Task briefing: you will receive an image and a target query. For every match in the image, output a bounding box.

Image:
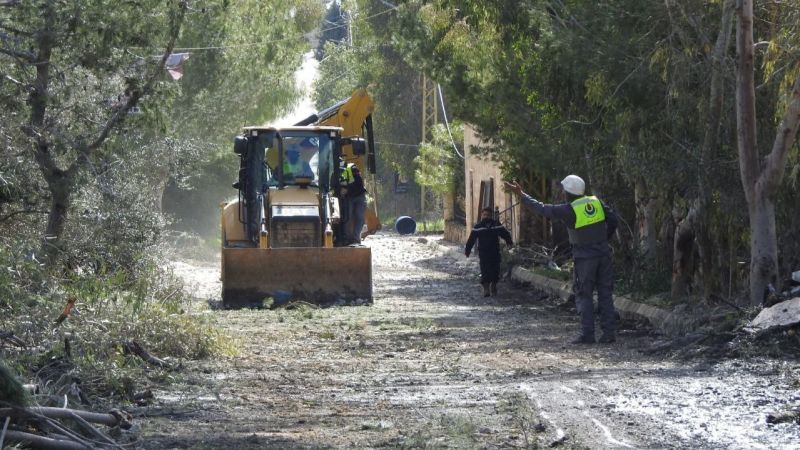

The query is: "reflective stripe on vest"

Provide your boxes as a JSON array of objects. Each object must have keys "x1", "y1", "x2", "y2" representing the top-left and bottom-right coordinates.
[{"x1": 567, "y1": 196, "x2": 607, "y2": 245}]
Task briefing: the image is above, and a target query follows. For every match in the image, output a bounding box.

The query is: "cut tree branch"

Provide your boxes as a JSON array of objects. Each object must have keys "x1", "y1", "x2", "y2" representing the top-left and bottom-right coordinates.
[
  {"x1": 0, "y1": 407, "x2": 131, "y2": 428},
  {"x1": 1, "y1": 430, "x2": 87, "y2": 450},
  {"x1": 122, "y1": 340, "x2": 173, "y2": 369},
  {"x1": 67, "y1": 412, "x2": 120, "y2": 448}
]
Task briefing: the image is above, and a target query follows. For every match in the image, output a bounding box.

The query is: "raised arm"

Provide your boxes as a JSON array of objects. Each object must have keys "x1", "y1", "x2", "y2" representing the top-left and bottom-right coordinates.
[{"x1": 504, "y1": 181, "x2": 573, "y2": 223}]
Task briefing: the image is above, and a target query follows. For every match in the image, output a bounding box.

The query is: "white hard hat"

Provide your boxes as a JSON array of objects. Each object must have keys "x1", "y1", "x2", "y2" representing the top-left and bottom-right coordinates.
[{"x1": 560, "y1": 175, "x2": 585, "y2": 195}]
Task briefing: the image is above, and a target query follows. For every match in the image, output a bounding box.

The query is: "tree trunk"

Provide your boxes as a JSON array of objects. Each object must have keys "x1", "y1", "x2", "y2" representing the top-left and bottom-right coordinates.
[
  {"x1": 42, "y1": 172, "x2": 74, "y2": 260},
  {"x1": 151, "y1": 163, "x2": 171, "y2": 214},
  {"x1": 694, "y1": 0, "x2": 735, "y2": 300},
  {"x1": 21, "y1": 2, "x2": 187, "y2": 264},
  {"x1": 735, "y1": 0, "x2": 760, "y2": 304},
  {"x1": 748, "y1": 197, "x2": 778, "y2": 304},
  {"x1": 29, "y1": 2, "x2": 59, "y2": 261},
  {"x1": 671, "y1": 204, "x2": 695, "y2": 299},
  {"x1": 669, "y1": 0, "x2": 734, "y2": 301},
  {"x1": 736, "y1": 0, "x2": 800, "y2": 305},
  {"x1": 443, "y1": 191, "x2": 454, "y2": 221},
  {"x1": 634, "y1": 176, "x2": 657, "y2": 264}
]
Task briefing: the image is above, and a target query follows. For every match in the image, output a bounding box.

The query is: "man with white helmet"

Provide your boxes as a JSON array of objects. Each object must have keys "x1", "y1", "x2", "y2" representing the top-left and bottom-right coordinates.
[{"x1": 505, "y1": 175, "x2": 619, "y2": 344}]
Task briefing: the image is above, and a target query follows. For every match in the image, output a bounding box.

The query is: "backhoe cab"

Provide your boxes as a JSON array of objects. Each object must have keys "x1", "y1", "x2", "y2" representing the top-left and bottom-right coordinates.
[{"x1": 220, "y1": 90, "x2": 377, "y2": 308}]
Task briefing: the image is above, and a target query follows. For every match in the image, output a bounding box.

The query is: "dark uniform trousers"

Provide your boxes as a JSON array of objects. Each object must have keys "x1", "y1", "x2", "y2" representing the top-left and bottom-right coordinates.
[
  {"x1": 574, "y1": 255, "x2": 615, "y2": 337},
  {"x1": 479, "y1": 254, "x2": 502, "y2": 284}
]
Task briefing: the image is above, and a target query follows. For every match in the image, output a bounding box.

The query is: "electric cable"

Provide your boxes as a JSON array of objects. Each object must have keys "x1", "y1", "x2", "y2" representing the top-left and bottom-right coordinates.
[{"x1": 437, "y1": 83, "x2": 464, "y2": 159}]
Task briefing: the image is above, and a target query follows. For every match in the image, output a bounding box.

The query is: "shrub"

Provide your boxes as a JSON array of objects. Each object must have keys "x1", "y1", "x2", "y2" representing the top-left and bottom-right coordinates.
[{"x1": 0, "y1": 246, "x2": 236, "y2": 402}]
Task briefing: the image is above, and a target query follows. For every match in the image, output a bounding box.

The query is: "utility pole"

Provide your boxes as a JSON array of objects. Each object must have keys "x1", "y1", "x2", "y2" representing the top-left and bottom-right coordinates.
[
  {"x1": 420, "y1": 74, "x2": 438, "y2": 231},
  {"x1": 346, "y1": 11, "x2": 353, "y2": 46}
]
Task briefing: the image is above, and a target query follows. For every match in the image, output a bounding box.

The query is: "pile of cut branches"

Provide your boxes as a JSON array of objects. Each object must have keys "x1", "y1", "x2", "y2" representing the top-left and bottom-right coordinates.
[{"x1": 0, "y1": 404, "x2": 132, "y2": 450}]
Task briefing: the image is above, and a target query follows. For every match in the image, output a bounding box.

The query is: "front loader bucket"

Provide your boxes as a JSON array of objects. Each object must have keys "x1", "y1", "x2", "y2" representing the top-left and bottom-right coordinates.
[{"x1": 221, "y1": 247, "x2": 372, "y2": 308}]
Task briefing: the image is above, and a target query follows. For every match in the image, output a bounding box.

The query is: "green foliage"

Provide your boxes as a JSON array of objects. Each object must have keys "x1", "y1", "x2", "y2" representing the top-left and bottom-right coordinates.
[
  {"x1": 161, "y1": 0, "x2": 323, "y2": 237},
  {"x1": 0, "y1": 245, "x2": 236, "y2": 400},
  {"x1": 316, "y1": 1, "x2": 349, "y2": 60},
  {"x1": 310, "y1": 2, "x2": 435, "y2": 220},
  {"x1": 531, "y1": 266, "x2": 570, "y2": 282},
  {"x1": 163, "y1": 149, "x2": 240, "y2": 235},
  {"x1": 417, "y1": 218, "x2": 445, "y2": 232},
  {"x1": 344, "y1": 0, "x2": 800, "y2": 302},
  {"x1": 1, "y1": 0, "x2": 184, "y2": 154},
  {"x1": 171, "y1": 0, "x2": 318, "y2": 137},
  {"x1": 313, "y1": 41, "x2": 363, "y2": 109},
  {"x1": 414, "y1": 122, "x2": 463, "y2": 194}
]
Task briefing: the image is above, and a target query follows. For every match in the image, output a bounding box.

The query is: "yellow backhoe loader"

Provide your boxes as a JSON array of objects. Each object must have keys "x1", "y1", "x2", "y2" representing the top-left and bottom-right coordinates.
[{"x1": 220, "y1": 90, "x2": 379, "y2": 307}]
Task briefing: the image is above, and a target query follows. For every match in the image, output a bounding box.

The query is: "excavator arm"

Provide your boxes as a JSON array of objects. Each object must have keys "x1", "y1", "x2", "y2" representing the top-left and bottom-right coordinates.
[{"x1": 296, "y1": 89, "x2": 381, "y2": 237}]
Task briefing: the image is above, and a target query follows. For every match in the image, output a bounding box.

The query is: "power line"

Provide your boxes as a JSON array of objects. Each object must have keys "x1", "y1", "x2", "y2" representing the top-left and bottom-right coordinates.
[
  {"x1": 376, "y1": 141, "x2": 419, "y2": 148},
  {"x1": 437, "y1": 83, "x2": 464, "y2": 159}
]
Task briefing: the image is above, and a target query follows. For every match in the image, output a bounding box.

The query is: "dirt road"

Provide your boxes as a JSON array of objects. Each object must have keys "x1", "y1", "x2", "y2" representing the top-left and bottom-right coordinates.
[{"x1": 142, "y1": 233, "x2": 799, "y2": 449}]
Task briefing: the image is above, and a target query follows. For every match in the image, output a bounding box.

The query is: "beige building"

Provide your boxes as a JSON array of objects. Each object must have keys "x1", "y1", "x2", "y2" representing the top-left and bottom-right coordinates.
[{"x1": 444, "y1": 124, "x2": 551, "y2": 246}]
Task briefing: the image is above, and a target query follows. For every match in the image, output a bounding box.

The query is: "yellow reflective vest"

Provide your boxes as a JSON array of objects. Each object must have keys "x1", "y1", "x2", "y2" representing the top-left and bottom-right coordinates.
[
  {"x1": 340, "y1": 163, "x2": 356, "y2": 185},
  {"x1": 283, "y1": 159, "x2": 304, "y2": 176},
  {"x1": 567, "y1": 196, "x2": 607, "y2": 245}
]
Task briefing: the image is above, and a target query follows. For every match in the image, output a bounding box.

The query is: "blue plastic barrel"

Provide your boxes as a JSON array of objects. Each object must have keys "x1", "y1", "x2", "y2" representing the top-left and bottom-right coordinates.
[{"x1": 395, "y1": 216, "x2": 417, "y2": 235}]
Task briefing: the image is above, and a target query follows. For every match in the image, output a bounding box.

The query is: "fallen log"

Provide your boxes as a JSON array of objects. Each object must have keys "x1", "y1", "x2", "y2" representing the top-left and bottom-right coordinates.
[
  {"x1": 30, "y1": 414, "x2": 95, "y2": 449},
  {"x1": 0, "y1": 406, "x2": 132, "y2": 429},
  {"x1": 2, "y1": 429, "x2": 89, "y2": 450}
]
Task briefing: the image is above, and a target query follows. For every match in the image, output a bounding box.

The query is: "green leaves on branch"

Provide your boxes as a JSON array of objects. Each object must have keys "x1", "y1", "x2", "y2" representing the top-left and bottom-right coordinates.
[
  {"x1": 414, "y1": 122, "x2": 463, "y2": 194},
  {"x1": 313, "y1": 41, "x2": 361, "y2": 110}
]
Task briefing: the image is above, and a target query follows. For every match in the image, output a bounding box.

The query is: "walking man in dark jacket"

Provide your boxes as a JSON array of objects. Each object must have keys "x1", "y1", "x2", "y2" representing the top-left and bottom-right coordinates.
[
  {"x1": 505, "y1": 175, "x2": 619, "y2": 344},
  {"x1": 465, "y1": 207, "x2": 514, "y2": 297}
]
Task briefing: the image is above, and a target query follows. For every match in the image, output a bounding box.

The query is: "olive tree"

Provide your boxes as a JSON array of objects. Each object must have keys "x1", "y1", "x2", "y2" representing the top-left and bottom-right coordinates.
[{"x1": 0, "y1": 0, "x2": 187, "y2": 263}]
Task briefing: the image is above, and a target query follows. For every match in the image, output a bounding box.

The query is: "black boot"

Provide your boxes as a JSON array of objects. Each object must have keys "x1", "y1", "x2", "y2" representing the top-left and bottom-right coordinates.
[
  {"x1": 490, "y1": 281, "x2": 498, "y2": 296},
  {"x1": 482, "y1": 283, "x2": 490, "y2": 297}
]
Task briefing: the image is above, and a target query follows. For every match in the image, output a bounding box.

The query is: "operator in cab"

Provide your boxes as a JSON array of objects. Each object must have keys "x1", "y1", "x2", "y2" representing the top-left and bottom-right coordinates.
[{"x1": 283, "y1": 142, "x2": 314, "y2": 180}]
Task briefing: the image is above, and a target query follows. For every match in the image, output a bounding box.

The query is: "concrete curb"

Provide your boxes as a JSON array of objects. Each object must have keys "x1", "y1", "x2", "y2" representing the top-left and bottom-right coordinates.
[
  {"x1": 512, "y1": 264, "x2": 682, "y2": 334},
  {"x1": 425, "y1": 237, "x2": 469, "y2": 261},
  {"x1": 510, "y1": 266, "x2": 572, "y2": 301},
  {"x1": 428, "y1": 238, "x2": 682, "y2": 335}
]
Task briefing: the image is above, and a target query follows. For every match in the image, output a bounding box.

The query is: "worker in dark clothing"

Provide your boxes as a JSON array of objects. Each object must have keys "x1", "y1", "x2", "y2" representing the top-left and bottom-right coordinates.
[
  {"x1": 465, "y1": 207, "x2": 514, "y2": 297},
  {"x1": 505, "y1": 175, "x2": 619, "y2": 344},
  {"x1": 340, "y1": 161, "x2": 367, "y2": 244}
]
